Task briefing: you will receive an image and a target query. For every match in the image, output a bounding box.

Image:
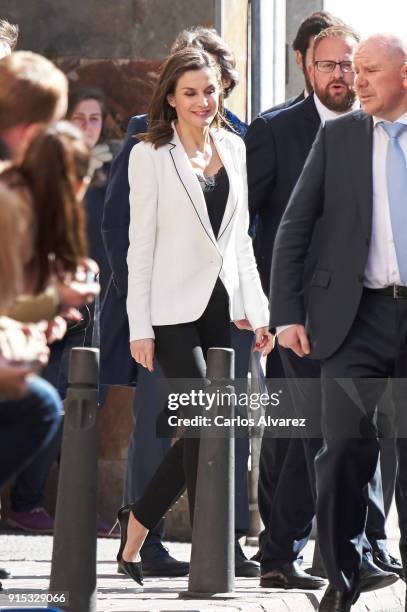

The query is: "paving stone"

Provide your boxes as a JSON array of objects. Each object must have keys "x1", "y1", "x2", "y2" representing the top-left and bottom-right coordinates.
[{"x1": 0, "y1": 530, "x2": 405, "y2": 611}]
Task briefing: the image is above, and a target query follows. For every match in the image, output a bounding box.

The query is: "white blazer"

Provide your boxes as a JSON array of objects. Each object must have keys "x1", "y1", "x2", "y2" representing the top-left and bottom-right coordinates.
[{"x1": 127, "y1": 124, "x2": 269, "y2": 341}]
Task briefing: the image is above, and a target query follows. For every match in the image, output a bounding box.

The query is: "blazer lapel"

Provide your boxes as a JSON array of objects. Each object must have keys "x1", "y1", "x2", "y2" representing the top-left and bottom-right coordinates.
[
  {"x1": 347, "y1": 112, "x2": 373, "y2": 240},
  {"x1": 303, "y1": 95, "x2": 321, "y2": 138},
  {"x1": 210, "y1": 128, "x2": 238, "y2": 239},
  {"x1": 168, "y1": 126, "x2": 218, "y2": 247}
]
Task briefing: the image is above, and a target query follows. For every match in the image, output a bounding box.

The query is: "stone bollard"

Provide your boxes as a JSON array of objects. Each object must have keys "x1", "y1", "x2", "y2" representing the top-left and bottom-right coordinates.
[
  {"x1": 186, "y1": 347, "x2": 235, "y2": 597},
  {"x1": 49, "y1": 348, "x2": 99, "y2": 612}
]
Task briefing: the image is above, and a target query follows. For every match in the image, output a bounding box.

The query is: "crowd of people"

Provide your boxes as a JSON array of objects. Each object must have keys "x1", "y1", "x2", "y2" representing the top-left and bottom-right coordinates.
[{"x1": 0, "y1": 10, "x2": 407, "y2": 612}]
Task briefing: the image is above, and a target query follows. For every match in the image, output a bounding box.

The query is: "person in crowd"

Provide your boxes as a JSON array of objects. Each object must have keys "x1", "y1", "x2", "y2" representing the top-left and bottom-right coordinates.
[
  {"x1": 41, "y1": 85, "x2": 114, "y2": 401},
  {"x1": 247, "y1": 24, "x2": 402, "y2": 590},
  {"x1": 270, "y1": 33, "x2": 407, "y2": 612},
  {"x1": 68, "y1": 85, "x2": 118, "y2": 313},
  {"x1": 0, "y1": 181, "x2": 61, "y2": 481},
  {"x1": 0, "y1": 18, "x2": 18, "y2": 57},
  {"x1": 250, "y1": 11, "x2": 348, "y2": 567},
  {"x1": 1, "y1": 122, "x2": 89, "y2": 298},
  {"x1": 0, "y1": 121, "x2": 103, "y2": 534},
  {"x1": 4, "y1": 87, "x2": 115, "y2": 536},
  {"x1": 102, "y1": 27, "x2": 259, "y2": 578},
  {"x1": 0, "y1": 52, "x2": 99, "y2": 333},
  {"x1": 0, "y1": 49, "x2": 65, "y2": 584},
  {"x1": 114, "y1": 47, "x2": 272, "y2": 585},
  {"x1": 0, "y1": 119, "x2": 97, "y2": 586}
]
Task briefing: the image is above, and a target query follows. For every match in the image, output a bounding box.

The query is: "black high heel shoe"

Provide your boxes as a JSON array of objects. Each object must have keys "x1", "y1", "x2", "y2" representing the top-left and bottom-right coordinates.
[{"x1": 117, "y1": 505, "x2": 143, "y2": 586}]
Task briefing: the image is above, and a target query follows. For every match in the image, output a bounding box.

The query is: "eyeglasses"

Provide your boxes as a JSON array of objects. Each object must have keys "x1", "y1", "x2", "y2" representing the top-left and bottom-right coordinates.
[{"x1": 314, "y1": 61, "x2": 354, "y2": 73}]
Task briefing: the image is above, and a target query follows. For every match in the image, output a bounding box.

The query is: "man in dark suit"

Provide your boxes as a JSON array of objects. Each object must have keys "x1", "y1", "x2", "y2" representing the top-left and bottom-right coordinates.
[
  {"x1": 247, "y1": 26, "x2": 402, "y2": 590},
  {"x1": 271, "y1": 33, "x2": 407, "y2": 611},
  {"x1": 250, "y1": 14, "x2": 349, "y2": 563},
  {"x1": 101, "y1": 27, "x2": 258, "y2": 577}
]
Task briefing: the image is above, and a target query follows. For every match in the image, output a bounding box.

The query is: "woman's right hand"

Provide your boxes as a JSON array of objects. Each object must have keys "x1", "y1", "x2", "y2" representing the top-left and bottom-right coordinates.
[{"x1": 130, "y1": 339, "x2": 155, "y2": 372}]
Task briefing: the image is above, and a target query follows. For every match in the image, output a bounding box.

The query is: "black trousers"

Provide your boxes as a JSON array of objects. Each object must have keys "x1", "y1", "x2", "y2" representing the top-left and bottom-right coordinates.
[
  {"x1": 260, "y1": 345, "x2": 321, "y2": 571},
  {"x1": 316, "y1": 290, "x2": 407, "y2": 594},
  {"x1": 257, "y1": 348, "x2": 290, "y2": 552},
  {"x1": 261, "y1": 342, "x2": 390, "y2": 572},
  {"x1": 131, "y1": 279, "x2": 231, "y2": 530}
]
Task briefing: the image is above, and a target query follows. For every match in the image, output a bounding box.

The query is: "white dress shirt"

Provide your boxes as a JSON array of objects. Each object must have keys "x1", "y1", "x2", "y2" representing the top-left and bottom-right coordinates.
[{"x1": 364, "y1": 112, "x2": 407, "y2": 288}]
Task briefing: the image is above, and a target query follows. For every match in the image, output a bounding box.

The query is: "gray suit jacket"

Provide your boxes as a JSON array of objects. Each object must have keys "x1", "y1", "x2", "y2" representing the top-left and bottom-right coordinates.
[{"x1": 270, "y1": 110, "x2": 374, "y2": 359}]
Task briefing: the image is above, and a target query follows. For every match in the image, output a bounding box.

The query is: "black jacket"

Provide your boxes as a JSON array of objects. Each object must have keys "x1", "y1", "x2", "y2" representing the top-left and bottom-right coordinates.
[
  {"x1": 245, "y1": 94, "x2": 320, "y2": 294},
  {"x1": 270, "y1": 111, "x2": 373, "y2": 359}
]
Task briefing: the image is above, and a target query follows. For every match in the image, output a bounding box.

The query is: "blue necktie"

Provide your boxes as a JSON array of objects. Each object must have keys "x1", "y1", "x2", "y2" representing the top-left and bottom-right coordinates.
[{"x1": 381, "y1": 121, "x2": 407, "y2": 284}]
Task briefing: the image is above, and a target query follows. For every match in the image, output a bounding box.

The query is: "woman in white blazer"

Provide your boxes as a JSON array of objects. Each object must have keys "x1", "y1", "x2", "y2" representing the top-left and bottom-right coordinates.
[{"x1": 116, "y1": 47, "x2": 273, "y2": 584}]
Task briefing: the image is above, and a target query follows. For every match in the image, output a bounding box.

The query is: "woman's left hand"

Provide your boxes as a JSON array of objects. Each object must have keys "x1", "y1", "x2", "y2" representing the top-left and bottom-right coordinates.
[{"x1": 253, "y1": 326, "x2": 274, "y2": 356}]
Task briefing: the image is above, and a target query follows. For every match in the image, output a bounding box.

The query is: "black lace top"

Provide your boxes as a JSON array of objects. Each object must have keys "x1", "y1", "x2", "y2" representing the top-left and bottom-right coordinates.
[{"x1": 197, "y1": 166, "x2": 229, "y2": 239}]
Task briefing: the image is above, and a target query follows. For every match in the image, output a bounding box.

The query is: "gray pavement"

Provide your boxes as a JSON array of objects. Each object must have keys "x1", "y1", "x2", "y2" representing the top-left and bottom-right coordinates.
[{"x1": 0, "y1": 518, "x2": 405, "y2": 612}]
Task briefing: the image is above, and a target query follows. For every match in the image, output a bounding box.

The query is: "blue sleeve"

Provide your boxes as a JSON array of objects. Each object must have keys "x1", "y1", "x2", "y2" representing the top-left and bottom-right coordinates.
[
  {"x1": 101, "y1": 115, "x2": 148, "y2": 298},
  {"x1": 224, "y1": 108, "x2": 248, "y2": 139}
]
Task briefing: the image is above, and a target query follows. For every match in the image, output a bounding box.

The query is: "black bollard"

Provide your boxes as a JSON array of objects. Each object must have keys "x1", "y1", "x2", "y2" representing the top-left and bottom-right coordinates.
[
  {"x1": 186, "y1": 347, "x2": 235, "y2": 597},
  {"x1": 49, "y1": 347, "x2": 99, "y2": 612}
]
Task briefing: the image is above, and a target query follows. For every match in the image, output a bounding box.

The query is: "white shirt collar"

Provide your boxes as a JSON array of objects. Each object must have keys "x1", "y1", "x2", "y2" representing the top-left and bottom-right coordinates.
[
  {"x1": 373, "y1": 111, "x2": 407, "y2": 128},
  {"x1": 313, "y1": 93, "x2": 359, "y2": 125}
]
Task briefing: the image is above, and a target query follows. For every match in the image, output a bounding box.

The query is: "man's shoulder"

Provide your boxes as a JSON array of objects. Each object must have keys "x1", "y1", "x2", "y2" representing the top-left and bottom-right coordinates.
[
  {"x1": 261, "y1": 96, "x2": 316, "y2": 127},
  {"x1": 261, "y1": 92, "x2": 304, "y2": 115},
  {"x1": 324, "y1": 109, "x2": 370, "y2": 134},
  {"x1": 127, "y1": 114, "x2": 148, "y2": 136}
]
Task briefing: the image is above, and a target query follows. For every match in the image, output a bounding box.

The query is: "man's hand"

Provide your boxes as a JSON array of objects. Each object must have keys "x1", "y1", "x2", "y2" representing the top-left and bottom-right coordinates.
[
  {"x1": 130, "y1": 339, "x2": 155, "y2": 372},
  {"x1": 253, "y1": 327, "x2": 274, "y2": 356},
  {"x1": 278, "y1": 324, "x2": 310, "y2": 357}
]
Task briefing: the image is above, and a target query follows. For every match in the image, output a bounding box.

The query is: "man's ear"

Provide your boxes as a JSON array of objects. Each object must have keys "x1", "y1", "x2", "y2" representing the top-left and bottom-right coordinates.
[
  {"x1": 307, "y1": 61, "x2": 315, "y2": 90},
  {"x1": 23, "y1": 123, "x2": 43, "y2": 144},
  {"x1": 10, "y1": 123, "x2": 42, "y2": 164},
  {"x1": 295, "y1": 50, "x2": 303, "y2": 72}
]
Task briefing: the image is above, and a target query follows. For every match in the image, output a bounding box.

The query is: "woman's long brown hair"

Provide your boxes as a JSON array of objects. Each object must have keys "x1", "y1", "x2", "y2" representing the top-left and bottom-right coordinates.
[
  {"x1": 0, "y1": 183, "x2": 24, "y2": 312},
  {"x1": 139, "y1": 48, "x2": 225, "y2": 149},
  {"x1": 19, "y1": 121, "x2": 90, "y2": 292}
]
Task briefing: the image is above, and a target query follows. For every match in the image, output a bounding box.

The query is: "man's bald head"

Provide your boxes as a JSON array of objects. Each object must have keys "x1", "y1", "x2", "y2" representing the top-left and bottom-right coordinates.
[
  {"x1": 354, "y1": 33, "x2": 407, "y2": 121},
  {"x1": 357, "y1": 34, "x2": 407, "y2": 63}
]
